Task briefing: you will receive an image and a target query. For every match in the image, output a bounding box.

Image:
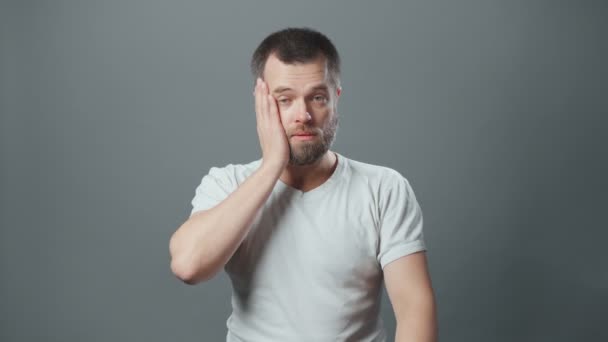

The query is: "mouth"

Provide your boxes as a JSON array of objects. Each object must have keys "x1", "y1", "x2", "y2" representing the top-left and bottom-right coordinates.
[
  {"x1": 292, "y1": 132, "x2": 317, "y2": 141},
  {"x1": 292, "y1": 129, "x2": 317, "y2": 136}
]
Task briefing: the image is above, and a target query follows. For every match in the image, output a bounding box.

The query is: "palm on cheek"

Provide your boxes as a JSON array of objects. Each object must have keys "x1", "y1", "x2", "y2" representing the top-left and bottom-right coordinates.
[{"x1": 254, "y1": 78, "x2": 290, "y2": 170}]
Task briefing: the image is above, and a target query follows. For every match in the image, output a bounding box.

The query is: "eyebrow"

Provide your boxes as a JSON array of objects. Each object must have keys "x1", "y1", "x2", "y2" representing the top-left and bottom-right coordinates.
[
  {"x1": 272, "y1": 84, "x2": 330, "y2": 95},
  {"x1": 272, "y1": 86, "x2": 293, "y2": 95},
  {"x1": 310, "y1": 85, "x2": 329, "y2": 93}
]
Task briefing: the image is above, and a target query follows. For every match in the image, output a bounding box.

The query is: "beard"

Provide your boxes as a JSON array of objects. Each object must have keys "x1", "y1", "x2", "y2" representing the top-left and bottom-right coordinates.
[{"x1": 288, "y1": 114, "x2": 339, "y2": 166}]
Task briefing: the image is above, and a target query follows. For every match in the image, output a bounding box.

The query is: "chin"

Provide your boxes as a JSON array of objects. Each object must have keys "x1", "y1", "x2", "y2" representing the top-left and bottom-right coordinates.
[{"x1": 289, "y1": 148, "x2": 329, "y2": 166}]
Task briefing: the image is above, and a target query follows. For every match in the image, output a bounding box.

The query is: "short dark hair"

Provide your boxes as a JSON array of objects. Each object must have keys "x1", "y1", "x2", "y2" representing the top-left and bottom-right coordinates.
[{"x1": 250, "y1": 27, "x2": 341, "y2": 88}]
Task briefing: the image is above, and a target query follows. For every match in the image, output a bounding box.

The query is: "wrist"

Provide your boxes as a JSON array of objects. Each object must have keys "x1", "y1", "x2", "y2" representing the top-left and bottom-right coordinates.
[{"x1": 258, "y1": 160, "x2": 284, "y2": 180}]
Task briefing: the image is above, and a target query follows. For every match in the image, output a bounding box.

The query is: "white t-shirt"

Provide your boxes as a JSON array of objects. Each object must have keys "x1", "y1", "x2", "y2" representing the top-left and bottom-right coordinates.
[{"x1": 190, "y1": 151, "x2": 426, "y2": 342}]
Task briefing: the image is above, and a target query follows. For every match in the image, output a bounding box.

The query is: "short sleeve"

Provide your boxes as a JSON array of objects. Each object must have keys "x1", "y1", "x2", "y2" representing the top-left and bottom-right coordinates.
[
  {"x1": 190, "y1": 166, "x2": 236, "y2": 217},
  {"x1": 377, "y1": 171, "x2": 426, "y2": 269}
]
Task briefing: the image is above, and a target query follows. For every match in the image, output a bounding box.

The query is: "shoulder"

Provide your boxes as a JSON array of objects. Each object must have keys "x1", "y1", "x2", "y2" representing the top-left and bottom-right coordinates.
[
  {"x1": 202, "y1": 158, "x2": 262, "y2": 185},
  {"x1": 339, "y1": 154, "x2": 418, "y2": 209},
  {"x1": 341, "y1": 154, "x2": 410, "y2": 189}
]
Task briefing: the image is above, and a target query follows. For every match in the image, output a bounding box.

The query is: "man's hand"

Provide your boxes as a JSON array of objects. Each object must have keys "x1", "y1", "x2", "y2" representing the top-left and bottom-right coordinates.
[
  {"x1": 254, "y1": 77, "x2": 290, "y2": 171},
  {"x1": 170, "y1": 77, "x2": 290, "y2": 284}
]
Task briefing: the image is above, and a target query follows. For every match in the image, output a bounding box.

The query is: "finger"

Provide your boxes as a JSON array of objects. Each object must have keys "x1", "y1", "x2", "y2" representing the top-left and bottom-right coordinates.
[
  {"x1": 255, "y1": 78, "x2": 262, "y2": 123},
  {"x1": 260, "y1": 80, "x2": 268, "y2": 121},
  {"x1": 267, "y1": 94, "x2": 281, "y2": 124}
]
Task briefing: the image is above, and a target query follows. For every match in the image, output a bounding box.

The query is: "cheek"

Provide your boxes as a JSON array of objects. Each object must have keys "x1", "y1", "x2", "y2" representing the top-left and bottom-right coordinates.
[
  {"x1": 278, "y1": 108, "x2": 288, "y2": 123},
  {"x1": 278, "y1": 106, "x2": 296, "y2": 122},
  {"x1": 276, "y1": 110, "x2": 289, "y2": 131},
  {"x1": 312, "y1": 107, "x2": 332, "y2": 120}
]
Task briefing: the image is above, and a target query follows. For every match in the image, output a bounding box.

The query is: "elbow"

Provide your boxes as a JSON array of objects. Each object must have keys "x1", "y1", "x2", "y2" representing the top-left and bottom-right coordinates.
[
  {"x1": 170, "y1": 258, "x2": 216, "y2": 285},
  {"x1": 171, "y1": 258, "x2": 196, "y2": 285},
  {"x1": 168, "y1": 231, "x2": 198, "y2": 284},
  {"x1": 168, "y1": 222, "x2": 221, "y2": 285},
  {"x1": 169, "y1": 252, "x2": 220, "y2": 285}
]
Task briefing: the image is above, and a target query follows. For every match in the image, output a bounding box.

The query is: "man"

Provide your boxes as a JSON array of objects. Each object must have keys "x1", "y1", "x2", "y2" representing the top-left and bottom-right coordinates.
[{"x1": 169, "y1": 27, "x2": 437, "y2": 342}]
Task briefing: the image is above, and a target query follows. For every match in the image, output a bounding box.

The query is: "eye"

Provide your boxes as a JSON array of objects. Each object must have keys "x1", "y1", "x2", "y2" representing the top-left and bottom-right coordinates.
[
  {"x1": 313, "y1": 95, "x2": 327, "y2": 103},
  {"x1": 278, "y1": 98, "x2": 291, "y2": 105}
]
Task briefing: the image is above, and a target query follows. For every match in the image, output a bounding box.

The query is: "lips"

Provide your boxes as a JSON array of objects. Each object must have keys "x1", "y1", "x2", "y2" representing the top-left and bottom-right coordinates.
[{"x1": 293, "y1": 131, "x2": 316, "y2": 136}]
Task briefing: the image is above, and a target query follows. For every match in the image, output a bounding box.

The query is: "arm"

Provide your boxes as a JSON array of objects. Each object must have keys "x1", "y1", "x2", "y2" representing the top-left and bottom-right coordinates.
[
  {"x1": 169, "y1": 164, "x2": 281, "y2": 284},
  {"x1": 169, "y1": 78, "x2": 289, "y2": 284},
  {"x1": 384, "y1": 251, "x2": 438, "y2": 342}
]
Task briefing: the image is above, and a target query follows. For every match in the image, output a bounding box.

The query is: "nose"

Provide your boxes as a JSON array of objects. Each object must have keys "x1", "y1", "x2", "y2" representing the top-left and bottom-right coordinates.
[{"x1": 294, "y1": 98, "x2": 312, "y2": 123}]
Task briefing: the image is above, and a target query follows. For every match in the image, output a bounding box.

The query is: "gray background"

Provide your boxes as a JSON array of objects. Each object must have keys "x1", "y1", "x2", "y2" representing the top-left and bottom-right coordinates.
[{"x1": 1, "y1": 0, "x2": 607, "y2": 341}]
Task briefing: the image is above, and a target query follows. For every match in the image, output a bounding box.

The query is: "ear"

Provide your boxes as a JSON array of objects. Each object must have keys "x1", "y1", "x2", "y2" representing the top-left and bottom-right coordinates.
[{"x1": 334, "y1": 86, "x2": 342, "y2": 106}]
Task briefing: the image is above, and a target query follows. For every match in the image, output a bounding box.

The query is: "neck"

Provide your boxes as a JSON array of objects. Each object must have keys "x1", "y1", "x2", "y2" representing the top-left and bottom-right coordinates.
[{"x1": 279, "y1": 151, "x2": 338, "y2": 192}]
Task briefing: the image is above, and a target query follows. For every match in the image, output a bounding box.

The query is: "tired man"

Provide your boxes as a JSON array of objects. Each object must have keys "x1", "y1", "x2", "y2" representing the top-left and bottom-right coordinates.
[{"x1": 169, "y1": 27, "x2": 437, "y2": 342}]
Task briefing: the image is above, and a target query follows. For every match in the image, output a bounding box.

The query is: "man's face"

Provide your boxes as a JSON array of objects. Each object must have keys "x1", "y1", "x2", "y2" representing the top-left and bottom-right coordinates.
[{"x1": 262, "y1": 53, "x2": 341, "y2": 166}]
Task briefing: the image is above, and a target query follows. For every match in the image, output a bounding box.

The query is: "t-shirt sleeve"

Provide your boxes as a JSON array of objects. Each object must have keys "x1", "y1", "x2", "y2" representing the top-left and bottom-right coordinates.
[
  {"x1": 190, "y1": 165, "x2": 236, "y2": 217},
  {"x1": 377, "y1": 171, "x2": 426, "y2": 269}
]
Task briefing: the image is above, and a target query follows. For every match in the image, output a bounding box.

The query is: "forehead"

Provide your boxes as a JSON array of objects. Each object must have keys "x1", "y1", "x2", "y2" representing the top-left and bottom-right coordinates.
[{"x1": 262, "y1": 53, "x2": 330, "y2": 91}]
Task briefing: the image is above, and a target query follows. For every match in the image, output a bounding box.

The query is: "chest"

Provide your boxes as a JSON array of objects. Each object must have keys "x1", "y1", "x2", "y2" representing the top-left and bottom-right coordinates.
[{"x1": 227, "y1": 193, "x2": 382, "y2": 289}]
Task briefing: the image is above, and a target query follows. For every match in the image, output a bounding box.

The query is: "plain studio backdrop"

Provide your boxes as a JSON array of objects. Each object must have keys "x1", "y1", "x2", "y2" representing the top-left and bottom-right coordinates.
[{"x1": 1, "y1": 1, "x2": 606, "y2": 341}]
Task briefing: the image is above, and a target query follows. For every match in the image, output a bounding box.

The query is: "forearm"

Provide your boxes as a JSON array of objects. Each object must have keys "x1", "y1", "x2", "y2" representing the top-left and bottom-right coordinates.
[
  {"x1": 394, "y1": 296, "x2": 438, "y2": 342},
  {"x1": 169, "y1": 163, "x2": 281, "y2": 284}
]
